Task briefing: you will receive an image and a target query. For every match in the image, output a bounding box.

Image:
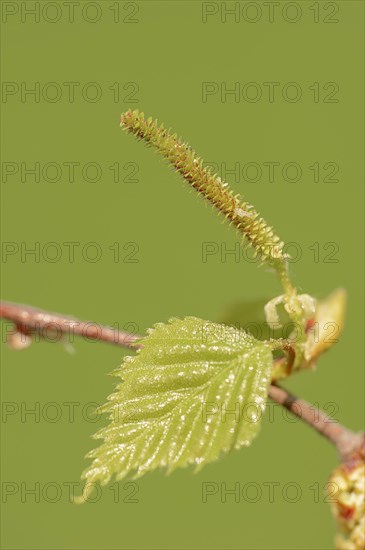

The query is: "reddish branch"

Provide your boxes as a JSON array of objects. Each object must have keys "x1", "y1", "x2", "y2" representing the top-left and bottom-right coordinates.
[
  {"x1": 1, "y1": 300, "x2": 362, "y2": 461},
  {"x1": 0, "y1": 300, "x2": 141, "y2": 349},
  {"x1": 268, "y1": 385, "x2": 363, "y2": 462}
]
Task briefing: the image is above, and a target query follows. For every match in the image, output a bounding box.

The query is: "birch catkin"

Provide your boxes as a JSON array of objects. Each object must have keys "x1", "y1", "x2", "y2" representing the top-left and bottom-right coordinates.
[{"x1": 120, "y1": 109, "x2": 286, "y2": 266}]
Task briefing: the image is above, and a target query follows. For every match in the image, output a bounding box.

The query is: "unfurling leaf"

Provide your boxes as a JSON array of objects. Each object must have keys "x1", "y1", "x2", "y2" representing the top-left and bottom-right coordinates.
[
  {"x1": 303, "y1": 288, "x2": 346, "y2": 367},
  {"x1": 80, "y1": 317, "x2": 273, "y2": 489},
  {"x1": 264, "y1": 293, "x2": 317, "y2": 330}
]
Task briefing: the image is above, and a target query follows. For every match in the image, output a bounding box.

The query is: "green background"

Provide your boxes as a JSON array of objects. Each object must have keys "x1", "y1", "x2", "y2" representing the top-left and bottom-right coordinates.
[{"x1": 1, "y1": 1, "x2": 364, "y2": 548}]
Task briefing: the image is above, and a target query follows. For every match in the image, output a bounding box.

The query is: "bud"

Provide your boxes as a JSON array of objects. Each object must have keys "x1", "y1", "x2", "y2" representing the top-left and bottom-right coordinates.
[
  {"x1": 329, "y1": 445, "x2": 365, "y2": 549},
  {"x1": 304, "y1": 288, "x2": 346, "y2": 366},
  {"x1": 7, "y1": 329, "x2": 32, "y2": 350}
]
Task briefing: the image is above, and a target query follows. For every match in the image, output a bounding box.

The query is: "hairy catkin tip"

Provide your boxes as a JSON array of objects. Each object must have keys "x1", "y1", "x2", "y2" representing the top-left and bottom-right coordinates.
[{"x1": 120, "y1": 109, "x2": 286, "y2": 265}]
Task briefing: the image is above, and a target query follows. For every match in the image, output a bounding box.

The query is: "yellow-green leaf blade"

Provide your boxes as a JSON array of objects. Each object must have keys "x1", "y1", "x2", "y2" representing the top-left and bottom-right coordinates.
[{"x1": 81, "y1": 317, "x2": 273, "y2": 487}]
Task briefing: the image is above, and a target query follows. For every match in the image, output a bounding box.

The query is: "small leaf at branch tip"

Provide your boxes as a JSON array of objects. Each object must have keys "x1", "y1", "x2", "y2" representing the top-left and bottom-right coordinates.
[{"x1": 304, "y1": 288, "x2": 347, "y2": 365}]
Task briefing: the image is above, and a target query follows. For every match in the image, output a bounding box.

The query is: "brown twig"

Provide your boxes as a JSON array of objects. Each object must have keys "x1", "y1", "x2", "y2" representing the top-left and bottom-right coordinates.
[
  {"x1": 0, "y1": 300, "x2": 142, "y2": 350},
  {"x1": 268, "y1": 384, "x2": 363, "y2": 462},
  {"x1": 1, "y1": 300, "x2": 362, "y2": 460}
]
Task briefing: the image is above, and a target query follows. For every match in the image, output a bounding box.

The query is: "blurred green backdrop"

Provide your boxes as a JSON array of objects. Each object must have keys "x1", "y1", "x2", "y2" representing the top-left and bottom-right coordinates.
[{"x1": 1, "y1": 1, "x2": 363, "y2": 548}]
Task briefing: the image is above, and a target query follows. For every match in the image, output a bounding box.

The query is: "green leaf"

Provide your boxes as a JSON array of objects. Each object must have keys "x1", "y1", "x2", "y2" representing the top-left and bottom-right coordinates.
[{"x1": 80, "y1": 317, "x2": 273, "y2": 488}]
